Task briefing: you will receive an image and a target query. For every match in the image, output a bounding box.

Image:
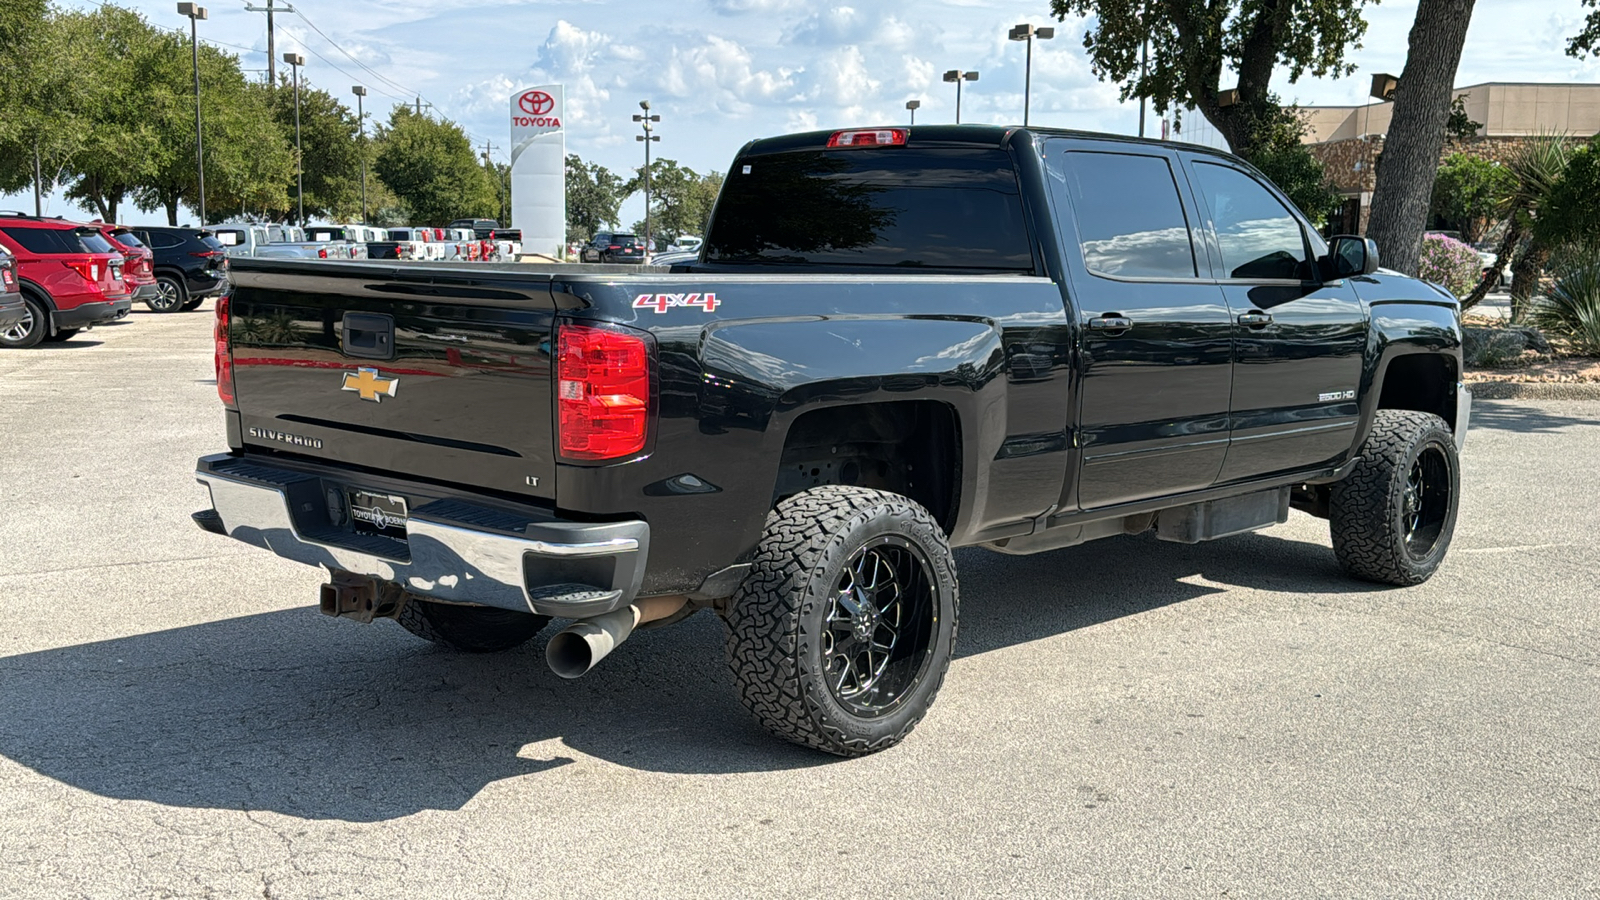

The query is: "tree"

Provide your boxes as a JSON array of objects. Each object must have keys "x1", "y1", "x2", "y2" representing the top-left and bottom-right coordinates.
[
  {"x1": 267, "y1": 78, "x2": 362, "y2": 222},
  {"x1": 1048, "y1": 0, "x2": 1371, "y2": 158},
  {"x1": 1539, "y1": 136, "x2": 1600, "y2": 251},
  {"x1": 565, "y1": 154, "x2": 626, "y2": 242},
  {"x1": 372, "y1": 106, "x2": 497, "y2": 225},
  {"x1": 625, "y1": 159, "x2": 723, "y2": 245},
  {"x1": 1460, "y1": 134, "x2": 1571, "y2": 312},
  {"x1": 1364, "y1": 0, "x2": 1476, "y2": 277},
  {"x1": 1446, "y1": 94, "x2": 1482, "y2": 140},
  {"x1": 1245, "y1": 105, "x2": 1338, "y2": 226},
  {"x1": 1567, "y1": 0, "x2": 1600, "y2": 58},
  {"x1": 1430, "y1": 153, "x2": 1513, "y2": 242},
  {"x1": 0, "y1": 1, "x2": 95, "y2": 202}
]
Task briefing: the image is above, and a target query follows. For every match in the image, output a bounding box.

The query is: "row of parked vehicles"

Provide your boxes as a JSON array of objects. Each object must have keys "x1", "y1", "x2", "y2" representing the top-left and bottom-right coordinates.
[
  {"x1": 214, "y1": 219, "x2": 524, "y2": 263},
  {"x1": 0, "y1": 212, "x2": 230, "y2": 348}
]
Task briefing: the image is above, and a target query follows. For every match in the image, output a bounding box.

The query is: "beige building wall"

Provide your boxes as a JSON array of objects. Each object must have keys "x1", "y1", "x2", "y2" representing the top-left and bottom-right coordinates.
[{"x1": 1300, "y1": 83, "x2": 1600, "y2": 145}]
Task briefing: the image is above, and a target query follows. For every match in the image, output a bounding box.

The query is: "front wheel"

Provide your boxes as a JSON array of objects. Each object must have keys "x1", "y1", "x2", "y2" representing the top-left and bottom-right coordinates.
[
  {"x1": 0, "y1": 295, "x2": 48, "y2": 349},
  {"x1": 724, "y1": 486, "x2": 958, "y2": 757},
  {"x1": 180, "y1": 296, "x2": 205, "y2": 311},
  {"x1": 148, "y1": 276, "x2": 186, "y2": 312},
  {"x1": 1330, "y1": 410, "x2": 1461, "y2": 585},
  {"x1": 395, "y1": 598, "x2": 551, "y2": 653}
]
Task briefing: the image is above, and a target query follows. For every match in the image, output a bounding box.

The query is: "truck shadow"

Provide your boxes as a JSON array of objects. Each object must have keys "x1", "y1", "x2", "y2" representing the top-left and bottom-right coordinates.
[
  {"x1": 0, "y1": 531, "x2": 1352, "y2": 822},
  {"x1": 1470, "y1": 398, "x2": 1600, "y2": 434}
]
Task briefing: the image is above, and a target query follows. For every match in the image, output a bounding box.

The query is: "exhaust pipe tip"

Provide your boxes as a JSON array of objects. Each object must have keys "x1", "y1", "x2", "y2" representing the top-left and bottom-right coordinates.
[{"x1": 546, "y1": 624, "x2": 614, "y2": 679}]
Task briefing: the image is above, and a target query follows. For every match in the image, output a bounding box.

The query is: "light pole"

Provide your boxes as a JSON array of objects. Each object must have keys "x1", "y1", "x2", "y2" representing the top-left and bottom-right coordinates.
[
  {"x1": 633, "y1": 101, "x2": 660, "y2": 259},
  {"x1": 1007, "y1": 24, "x2": 1054, "y2": 126},
  {"x1": 906, "y1": 99, "x2": 920, "y2": 125},
  {"x1": 943, "y1": 70, "x2": 979, "y2": 124},
  {"x1": 178, "y1": 3, "x2": 208, "y2": 223},
  {"x1": 352, "y1": 85, "x2": 368, "y2": 223},
  {"x1": 284, "y1": 52, "x2": 305, "y2": 225}
]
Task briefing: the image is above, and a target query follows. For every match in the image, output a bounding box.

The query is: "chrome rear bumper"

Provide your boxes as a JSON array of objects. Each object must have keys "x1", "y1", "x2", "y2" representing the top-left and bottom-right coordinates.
[{"x1": 194, "y1": 453, "x2": 647, "y2": 618}]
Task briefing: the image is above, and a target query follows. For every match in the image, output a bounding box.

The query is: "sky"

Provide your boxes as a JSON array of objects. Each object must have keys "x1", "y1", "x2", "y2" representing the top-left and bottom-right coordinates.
[{"x1": 7, "y1": 0, "x2": 1597, "y2": 227}]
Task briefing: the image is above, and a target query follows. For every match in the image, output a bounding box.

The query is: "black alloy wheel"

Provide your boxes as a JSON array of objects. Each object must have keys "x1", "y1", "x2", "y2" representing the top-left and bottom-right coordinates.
[
  {"x1": 725, "y1": 485, "x2": 958, "y2": 756},
  {"x1": 1331, "y1": 409, "x2": 1461, "y2": 585},
  {"x1": 821, "y1": 536, "x2": 938, "y2": 718}
]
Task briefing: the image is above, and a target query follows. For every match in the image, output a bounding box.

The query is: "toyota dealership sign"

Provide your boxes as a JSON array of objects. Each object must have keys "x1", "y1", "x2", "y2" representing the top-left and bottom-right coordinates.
[{"x1": 508, "y1": 85, "x2": 565, "y2": 259}]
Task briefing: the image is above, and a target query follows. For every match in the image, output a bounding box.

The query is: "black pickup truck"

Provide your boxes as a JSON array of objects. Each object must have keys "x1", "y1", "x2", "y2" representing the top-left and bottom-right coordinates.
[{"x1": 195, "y1": 125, "x2": 1469, "y2": 756}]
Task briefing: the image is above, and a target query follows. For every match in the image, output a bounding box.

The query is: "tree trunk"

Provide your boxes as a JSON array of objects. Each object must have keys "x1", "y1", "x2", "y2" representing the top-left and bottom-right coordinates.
[
  {"x1": 1365, "y1": 0, "x2": 1476, "y2": 276},
  {"x1": 165, "y1": 196, "x2": 179, "y2": 226},
  {"x1": 1509, "y1": 240, "x2": 1550, "y2": 322},
  {"x1": 1460, "y1": 212, "x2": 1523, "y2": 311}
]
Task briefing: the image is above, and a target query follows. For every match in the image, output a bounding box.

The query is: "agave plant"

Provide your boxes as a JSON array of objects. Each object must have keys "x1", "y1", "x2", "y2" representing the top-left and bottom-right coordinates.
[
  {"x1": 1529, "y1": 248, "x2": 1600, "y2": 355},
  {"x1": 1461, "y1": 132, "x2": 1574, "y2": 312}
]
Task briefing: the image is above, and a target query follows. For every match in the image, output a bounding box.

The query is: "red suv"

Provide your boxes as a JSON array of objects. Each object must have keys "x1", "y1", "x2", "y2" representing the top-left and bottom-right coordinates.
[
  {"x1": 96, "y1": 224, "x2": 158, "y2": 313},
  {"x1": 0, "y1": 213, "x2": 133, "y2": 348}
]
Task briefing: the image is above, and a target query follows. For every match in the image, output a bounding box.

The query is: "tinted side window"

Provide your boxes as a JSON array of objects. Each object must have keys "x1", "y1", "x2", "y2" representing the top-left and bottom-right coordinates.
[
  {"x1": 2, "y1": 227, "x2": 83, "y2": 254},
  {"x1": 145, "y1": 231, "x2": 184, "y2": 249},
  {"x1": 79, "y1": 233, "x2": 115, "y2": 253},
  {"x1": 1192, "y1": 163, "x2": 1309, "y2": 280},
  {"x1": 111, "y1": 230, "x2": 145, "y2": 248},
  {"x1": 1060, "y1": 152, "x2": 1197, "y2": 279}
]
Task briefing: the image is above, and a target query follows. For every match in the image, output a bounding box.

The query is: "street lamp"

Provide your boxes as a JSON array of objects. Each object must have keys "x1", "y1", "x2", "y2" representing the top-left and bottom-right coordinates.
[
  {"x1": 906, "y1": 99, "x2": 921, "y2": 125},
  {"x1": 943, "y1": 70, "x2": 979, "y2": 124},
  {"x1": 1007, "y1": 23, "x2": 1054, "y2": 126},
  {"x1": 633, "y1": 100, "x2": 661, "y2": 260},
  {"x1": 283, "y1": 52, "x2": 305, "y2": 225},
  {"x1": 352, "y1": 85, "x2": 367, "y2": 223},
  {"x1": 178, "y1": 3, "x2": 208, "y2": 224}
]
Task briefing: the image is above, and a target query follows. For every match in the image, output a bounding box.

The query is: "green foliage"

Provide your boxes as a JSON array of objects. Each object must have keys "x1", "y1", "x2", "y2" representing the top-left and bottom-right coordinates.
[
  {"x1": 268, "y1": 78, "x2": 363, "y2": 222},
  {"x1": 1049, "y1": 0, "x2": 1371, "y2": 155},
  {"x1": 1239, "y1": 106, "x2": 1338, "y2": 226},
  {"x1": 1430, "y1": 153, "x2": 1513, "y2": 241},
  {"x1": 625, "y1": 159, "x2": 723, "y2": 245},
  {"x1": 1417, "y1": 233, "x2": 1483, "y2": 297},
  {"x1": 565, "y1": 154, "x2": 625, "y2": 242},
  {"x1": 1568, "y1": 0, "x2": 1600, "y2": 59},
  {"x1": 1535, "y1": 136, "x2": 1600, "y2": 250},
  {"x1": 1530, "y1": 248, "x2": 1600, "y2": 354},
  {"x1": 1447, "y1": 94, "x2": 1482, "y2": 140},
  {"x1": 372, "y1": 106, "x2": 497, "y2": 226}
]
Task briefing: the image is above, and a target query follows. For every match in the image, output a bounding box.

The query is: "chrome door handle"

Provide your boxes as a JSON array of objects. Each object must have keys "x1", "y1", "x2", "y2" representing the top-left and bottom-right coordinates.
[
  {"x1": 1088, "y1": 316, "x2": 1133, "y2": 331},
  {"x1": 1237, "y1": 311, "x2": 1273, "y2": 327}
]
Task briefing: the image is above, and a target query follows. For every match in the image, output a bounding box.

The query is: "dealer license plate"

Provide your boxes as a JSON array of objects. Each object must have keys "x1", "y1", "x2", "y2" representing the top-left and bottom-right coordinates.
[{"x1": 346, "y1": 489, "x2": 408, "y2": 538}]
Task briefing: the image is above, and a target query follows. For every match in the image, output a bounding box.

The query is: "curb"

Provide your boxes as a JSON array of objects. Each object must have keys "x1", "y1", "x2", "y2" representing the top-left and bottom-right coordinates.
[{"x1": 1467, "y1": 381, "x2": 1600, "y2": 400}]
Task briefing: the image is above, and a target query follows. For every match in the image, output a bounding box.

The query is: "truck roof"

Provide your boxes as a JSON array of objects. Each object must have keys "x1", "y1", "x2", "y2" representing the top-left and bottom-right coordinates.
[{"x1": 739, "y1": 124, "x2": 1243, "y2": 163}]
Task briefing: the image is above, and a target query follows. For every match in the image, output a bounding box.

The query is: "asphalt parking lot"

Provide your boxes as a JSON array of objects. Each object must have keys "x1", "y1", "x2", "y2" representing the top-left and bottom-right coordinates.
[{"x1": 1, "y1": 306, "x2": 1597, "y2": 899}]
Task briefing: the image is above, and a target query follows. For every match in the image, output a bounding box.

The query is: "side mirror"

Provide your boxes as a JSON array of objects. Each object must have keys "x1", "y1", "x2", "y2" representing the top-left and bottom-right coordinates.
[{"x1": 1327, "y1": 235, "x2": 1380, "y2": 278}]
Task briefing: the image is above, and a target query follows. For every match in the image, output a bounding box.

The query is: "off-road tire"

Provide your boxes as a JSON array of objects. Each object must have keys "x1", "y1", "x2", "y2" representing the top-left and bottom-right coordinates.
[
  {"x1": 1, "y1": 294, "x2": 48, "y2": 349},
  {"x1": 149, "y1": 275, "x2": 186, "y2": 312},
  {"x1": 724, "y1": 485, "x2": 958, "y2": 757},
  {"x1": 1330, "y1": 410, "x2": 1460, "y2": 586},
  {"x1": 395, "y1": 598, "x2": 551, "y2": 653}
]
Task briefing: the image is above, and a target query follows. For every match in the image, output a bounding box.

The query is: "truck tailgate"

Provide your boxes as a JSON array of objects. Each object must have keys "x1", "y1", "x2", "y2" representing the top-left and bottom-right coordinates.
[{"x1": 227, "y1": 259, "x2": 558, "y2": 500}]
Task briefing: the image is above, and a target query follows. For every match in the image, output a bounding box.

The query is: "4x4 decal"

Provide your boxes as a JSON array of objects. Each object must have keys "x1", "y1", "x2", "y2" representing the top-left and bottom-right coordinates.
[{"x1": 633, "y1": 292, "x2": 719, "y2": 314}]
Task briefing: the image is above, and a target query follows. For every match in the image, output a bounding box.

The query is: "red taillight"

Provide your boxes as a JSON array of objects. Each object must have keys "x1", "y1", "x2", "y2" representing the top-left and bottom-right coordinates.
[
  {"x1": 66, "y1": 260, "x2": 101, "y2": 283},
  {"x1": 827, "y1": 128, "x2": 908, "y2": 148},
  {"x1": 557, "y1": 323, "x2": 652, "y2": 461},
  {"x1": 318, "y1": 248, "x2": 328, "y2": 259},
  {"x1": 608, "y1": 244, "x2": 620, "y2": 250},
  {"x1": 190, "y1": 250, "x2": 221, "y2": 258},
  {"x1": 215, "y1": 295, "x2": 236, "y2": 409},
  {"x1": 1, "y1": 268, "x2": 13, "y2": 286}
]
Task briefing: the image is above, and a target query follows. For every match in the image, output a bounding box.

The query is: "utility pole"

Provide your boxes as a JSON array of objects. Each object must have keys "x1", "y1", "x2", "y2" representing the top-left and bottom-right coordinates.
[
  {"x1": 353, "y1": 86, "x2": 368, "y2": 223},
  {"x1": 284, "y1": 52, "x2": 305, "y2": 225},
  {"x1": 179, "y1": 4, "x2": 209, "y2": 225},
  {"x1": 414, "y1": 97, "x2": 433, "y2": 118},
  {"x1": 244, "y1": 0, "x2": 291, "y2": 84},
  {"x1": 482, "y1": 141, "x2": 504, "y2": 224},
  {"x1": 633, "y1": 101, "x2": 660, "y2": 260},
  {"x1": 32, "y1": 140, "x2": 41, "y2": 217}
]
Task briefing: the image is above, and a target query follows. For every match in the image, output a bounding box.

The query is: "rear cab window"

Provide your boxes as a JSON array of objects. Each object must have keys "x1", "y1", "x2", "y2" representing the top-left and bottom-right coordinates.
[
  {"x1": 704, "y1": 145, "x2": 1033, "y2": 272},
  {"x1": 214, "y1": 230, "x2": 244, "y2": 246}
]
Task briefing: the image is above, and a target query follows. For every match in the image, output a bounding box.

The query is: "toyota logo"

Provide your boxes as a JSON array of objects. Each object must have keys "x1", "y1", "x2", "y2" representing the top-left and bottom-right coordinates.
[{"x1": 518, "y1": 91, "x2": 554, "y2": 116}]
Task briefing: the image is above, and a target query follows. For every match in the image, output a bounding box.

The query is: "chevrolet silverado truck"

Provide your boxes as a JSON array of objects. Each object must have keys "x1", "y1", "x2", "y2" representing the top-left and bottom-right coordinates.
[{"x1": 194, "y1": 125, "x2": 1470, "y2": 756}]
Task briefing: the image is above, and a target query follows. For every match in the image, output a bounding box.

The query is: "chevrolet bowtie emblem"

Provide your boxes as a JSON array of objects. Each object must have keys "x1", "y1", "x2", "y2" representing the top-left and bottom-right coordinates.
[{"x1": 341, "y1": 367, "x2": 398, "y2": 402}]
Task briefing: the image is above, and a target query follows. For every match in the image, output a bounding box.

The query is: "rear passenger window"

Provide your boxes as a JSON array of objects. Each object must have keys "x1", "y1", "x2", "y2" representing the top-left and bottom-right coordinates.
[
  {"x1": 144, "y1": 232, "x2": 183, "y2": 249},
  {"x1": 1192, "y1": 163, "x2": 1310, "y2": 281},
  {"x1": 2, "y1": 227, "x2": 84, "y2": 254},
  {"x1": 1059, "y1": 152, "x2": 1197, "y2": 279}
]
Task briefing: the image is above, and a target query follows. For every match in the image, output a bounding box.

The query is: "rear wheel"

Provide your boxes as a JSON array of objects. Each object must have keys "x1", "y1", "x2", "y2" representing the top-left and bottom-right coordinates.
[
  {"x1": 180, "y1": 296, "x2": 205, "y2": 311},
  {"x1": 148, "y1": 275, "x2": 186, "y2": 312},
  {"x1": 724, "y1": 486, "x2": 958, "y2": 756},
  {"x1": 1330, "y1": 410, "x2": 1460, "y2": 585},
  {"x1": 395, "y1": 597, "x2": 551, "y2": 653},
  {"x1": 0, "y1": 295, "x2": 48, "y2": 349}
]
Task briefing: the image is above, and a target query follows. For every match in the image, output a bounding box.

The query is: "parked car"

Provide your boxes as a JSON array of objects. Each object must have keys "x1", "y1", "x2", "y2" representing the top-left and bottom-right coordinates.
[
  {"x1": 0, "y1": 244, "x2": 24, "y2": 335},
  {"x1": 303, "y1": 224, "x2": 367, "y2": 259},
  {"x1": 0, "y1": 212, "x2": 132, "y2": 346},
  {"x1": 647, "y1": 247, "x2": 698, "y2": 267},
  {"x1": 670, "y1": 235, "x2": 703, "y2": 253},
  {"x1": 125, "y1": 226, "x2": 229, "y2": 312},
  {"x1": 195, "y1": 124, "x2": 1470, "y2": 757},
  {"x1": 95, "y1": 224, "x2": 158, "y2": 312},
  {"x1": 447, "y1": 218, "x2": 500, "y2": 240},
  {"x1": 213, "y1": 222, "x2": 346, "y2": 261},
  {"x1": 581, "y1": 231, "x2": 645, "y2": 263}
]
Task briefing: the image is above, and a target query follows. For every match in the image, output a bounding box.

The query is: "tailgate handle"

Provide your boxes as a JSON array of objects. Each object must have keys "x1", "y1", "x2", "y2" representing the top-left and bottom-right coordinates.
[{"x1": 341, "y1": 312, "x2": 395, "y2": 360}]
